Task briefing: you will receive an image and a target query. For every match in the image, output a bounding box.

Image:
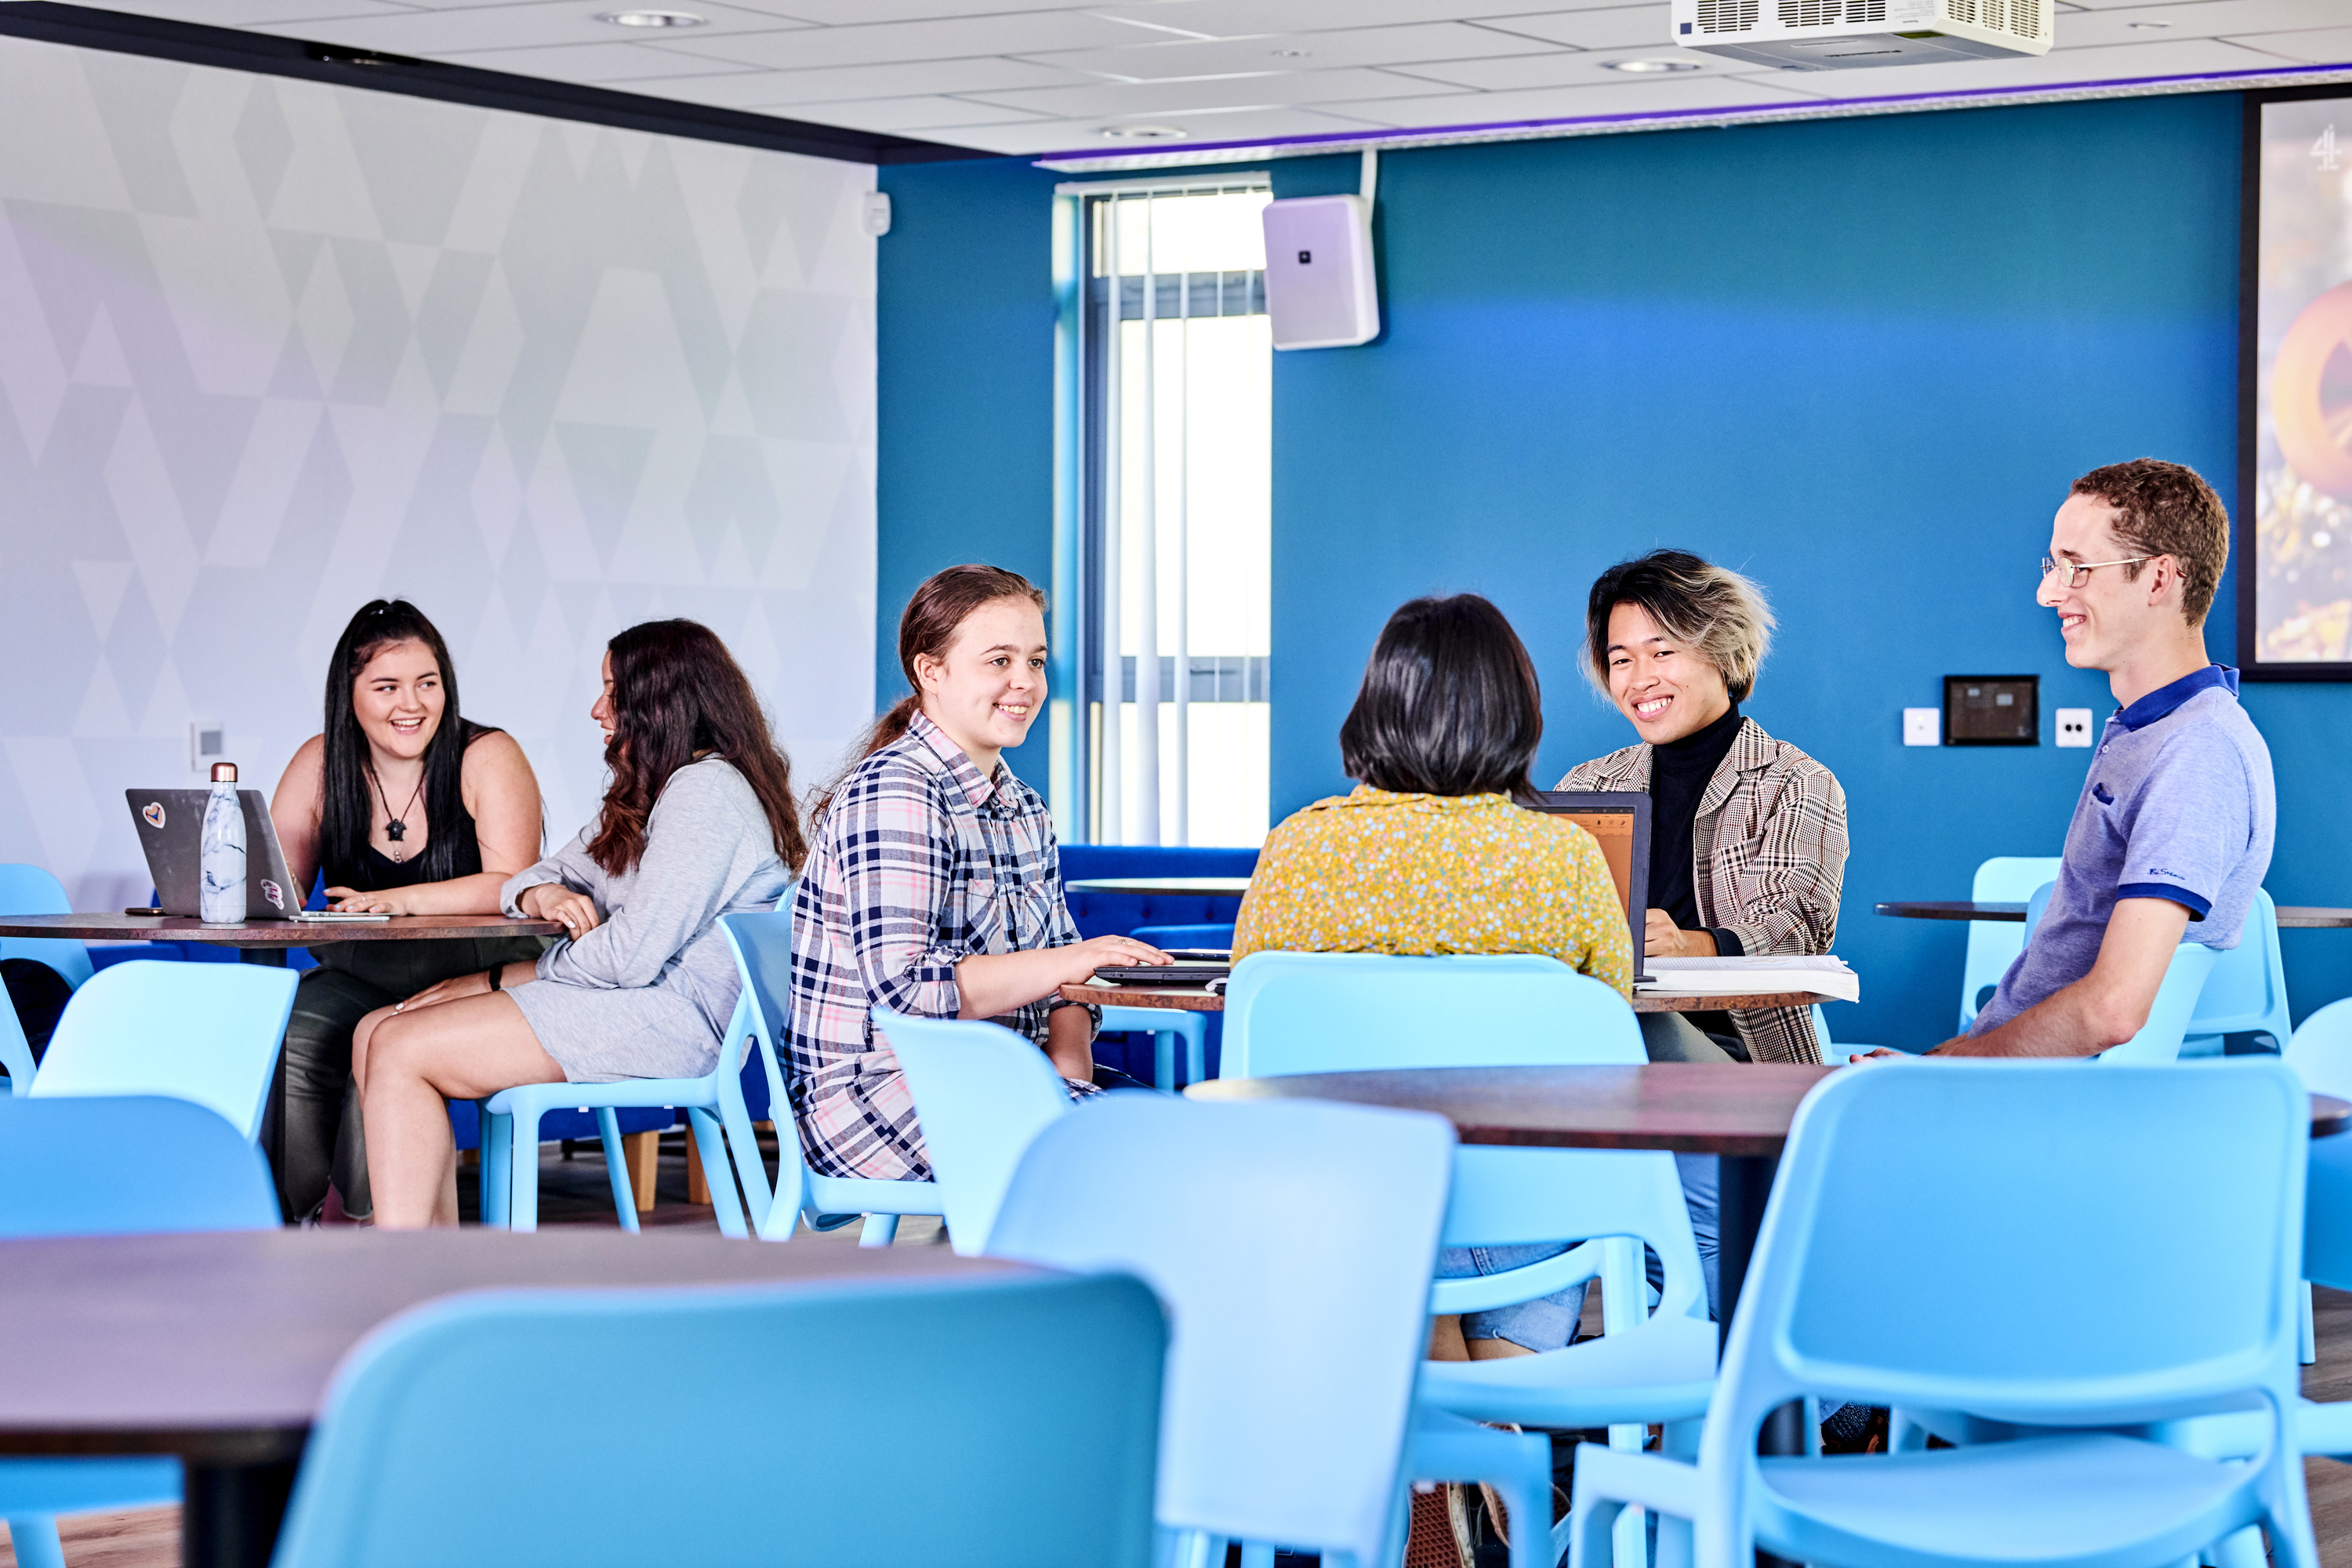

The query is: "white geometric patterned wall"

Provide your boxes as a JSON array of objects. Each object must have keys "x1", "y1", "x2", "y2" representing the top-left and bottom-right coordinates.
[{"x1": 0, "y1": 34, "x2": 877, "y2": 907}]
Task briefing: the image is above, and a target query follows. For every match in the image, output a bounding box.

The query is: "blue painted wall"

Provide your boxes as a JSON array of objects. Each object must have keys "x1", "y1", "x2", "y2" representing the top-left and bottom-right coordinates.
[
  {"x1": 877, "y1": 94, "x2": 2352, "y2": 1050},
  {"x1": 874, "y1": 155, "x2": 1067, "y2": 784}
]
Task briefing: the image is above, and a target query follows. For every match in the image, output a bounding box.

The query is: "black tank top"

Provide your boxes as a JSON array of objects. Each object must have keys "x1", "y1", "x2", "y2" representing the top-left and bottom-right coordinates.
[{"x1": 323, "y1": 720, "x2": 498, "y2": 893}]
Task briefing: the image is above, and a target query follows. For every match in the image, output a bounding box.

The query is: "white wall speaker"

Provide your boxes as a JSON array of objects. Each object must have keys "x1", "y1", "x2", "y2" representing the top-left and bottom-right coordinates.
[{"x1": 1261, "y1": 194, "x2": 1378, "y2": 350}]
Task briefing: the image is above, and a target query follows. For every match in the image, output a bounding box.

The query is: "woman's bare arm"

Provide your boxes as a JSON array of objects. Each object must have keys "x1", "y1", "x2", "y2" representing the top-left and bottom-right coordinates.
[{"x1": 329, "y1": 731, "x2": 545, "y2": 916}]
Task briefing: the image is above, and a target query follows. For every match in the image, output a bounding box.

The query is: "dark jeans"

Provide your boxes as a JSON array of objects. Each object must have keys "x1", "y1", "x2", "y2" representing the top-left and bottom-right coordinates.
[
  {"x1": 2, "y1": 957, "x2": 71, "y2": 1071},
  {"x1": 260, "y1": 936, "x2": 543, "y2": 1221}
]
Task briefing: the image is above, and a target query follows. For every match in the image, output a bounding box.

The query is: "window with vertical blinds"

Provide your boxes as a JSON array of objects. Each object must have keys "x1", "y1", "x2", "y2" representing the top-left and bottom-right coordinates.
[{"x1": 1076, "y1": 180, "x2": 1274, "y2": 848}]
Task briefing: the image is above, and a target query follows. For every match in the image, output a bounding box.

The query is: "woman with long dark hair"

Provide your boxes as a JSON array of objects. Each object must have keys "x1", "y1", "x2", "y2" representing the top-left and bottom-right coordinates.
[
  {"x1": 353, "y1": 619, "x2": 801, "y2": 1228},
  {"x1": 787, "y1": 564, "x2": 1167, "y2": 1181},
  {"x1": 265, "y1": 599, "x2": 544, "y2": 1222}
]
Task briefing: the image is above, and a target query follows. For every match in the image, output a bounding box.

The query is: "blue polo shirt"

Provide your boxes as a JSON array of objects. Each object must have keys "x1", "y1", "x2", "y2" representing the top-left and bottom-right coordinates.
[{"x1": 1971, "y1": 665, "x2": 2274, "y2": 1036}]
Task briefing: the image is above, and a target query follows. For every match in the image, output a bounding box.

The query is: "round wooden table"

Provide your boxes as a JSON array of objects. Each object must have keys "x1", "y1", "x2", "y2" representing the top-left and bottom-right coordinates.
[
  {"x1": 1061, "y1": 982, "x2": 1845, "y2": 1014},
  {"x1": 0, "y1": 913, "x2": 564, "y2": 964},
  {"x1": 0, "y1": 1228, "x2": 1022, "y2": 1568},
  {"x1": 1877, "y1": 900, "x2": 2352, "y2": 930},
  {"x1": 1064, "y1": 877, "x2": 1252, "y2": 898}
]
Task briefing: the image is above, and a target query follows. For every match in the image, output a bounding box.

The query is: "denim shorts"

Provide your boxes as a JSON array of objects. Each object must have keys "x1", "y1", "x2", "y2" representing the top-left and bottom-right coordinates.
[{"x1": 1436, "y1": 1243, "x2": 1587, "y2": 1352}]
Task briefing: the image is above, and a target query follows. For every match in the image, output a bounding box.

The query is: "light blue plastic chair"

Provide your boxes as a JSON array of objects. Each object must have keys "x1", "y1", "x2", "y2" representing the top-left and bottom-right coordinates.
[
  {"x1": 474, "y1": 890, "x2": 797, "y2": 1235},
  {"x1": 270, "y1": 1271, "x2": 1167, "y2": 1568},
  {"x1": 708, "y1": 909, "x2": 944, "y2": 1245},
  {"x1": 0, "y1": 993, "x2": 34, "y2": 1096},
  {"x1": 1567, "y1": 1058, "x2": 2316, "y2": 1568},
  {"x1": 27, "y1": 960, "x2": 295, "y2": 1139},
  {"x1": 880, "y1": 1009, "x2": 1073, "y2": 1256},
  {"x1": 1958, "y1": 856, "x2": 2064, "y2": 1031},
  {"x1": 1225, "y1": 951, "x2": 1711, "y2": 1566},
  {"x1": 2180, "y1": 889, "x2": 2292, "y2": 1058},
  {"x1": 1098, "y1": 1004, "x2": 1207, "y2": 1091},
  {"x1": 2018, "y1": 883, "x2": 2219, "y2": 1063},
  {"x1": 989, "y1": 1092, "x2": 1484, "y2": 1568},
  {"x1": 2286, "y1": 1000, "x2": 2352, "y2": 1367},
  {"x1": 0, "y1": 864, "x2": 96, "y2": 995},
  {"x1": 0, "y1": 1094, "x2": 278, "y2": 1568}
]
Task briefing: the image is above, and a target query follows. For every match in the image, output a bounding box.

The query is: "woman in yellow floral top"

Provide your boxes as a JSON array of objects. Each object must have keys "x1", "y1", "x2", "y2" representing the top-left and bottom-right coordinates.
[{"x1": 1233, "y1": 593, "x2": 1632, "y2": 1366}]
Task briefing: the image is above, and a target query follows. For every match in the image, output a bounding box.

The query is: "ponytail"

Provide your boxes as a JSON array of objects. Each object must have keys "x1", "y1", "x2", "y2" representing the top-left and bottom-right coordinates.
[{"x1": 811, "y1": 567, "x2": 1047, "y2": 823}]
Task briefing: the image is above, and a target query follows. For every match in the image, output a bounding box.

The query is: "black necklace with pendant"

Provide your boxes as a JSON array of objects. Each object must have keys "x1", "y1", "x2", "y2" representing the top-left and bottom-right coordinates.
[{"x1": 370, "y1": 771, "x2": 426, "y2": 862}]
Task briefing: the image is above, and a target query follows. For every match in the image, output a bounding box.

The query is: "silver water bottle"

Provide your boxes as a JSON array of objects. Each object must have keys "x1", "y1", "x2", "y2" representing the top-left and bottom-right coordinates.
[{"x1": 199, "y1": 761, "x2": 245, "y2": 925}]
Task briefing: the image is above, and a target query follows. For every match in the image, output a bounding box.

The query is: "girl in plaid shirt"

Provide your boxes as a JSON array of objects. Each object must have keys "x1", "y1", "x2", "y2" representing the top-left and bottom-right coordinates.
[{"x1": 788, "y1": 566, "x2": 1169, "y2": 1181}]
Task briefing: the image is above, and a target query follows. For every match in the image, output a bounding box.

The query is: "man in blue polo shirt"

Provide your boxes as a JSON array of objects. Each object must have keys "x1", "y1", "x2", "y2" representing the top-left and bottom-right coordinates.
[{"x1": 1888, "y1": 458, "x2": 2274, "y2": 1058}]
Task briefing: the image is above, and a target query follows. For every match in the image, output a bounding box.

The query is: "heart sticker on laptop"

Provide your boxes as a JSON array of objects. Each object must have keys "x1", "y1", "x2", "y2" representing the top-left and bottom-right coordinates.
[
  {"x1": 142, "y1": 802, "x2": 165, "y2": 829},
  {"x1": 260, "y1": 880, "x2": 284, "y2": 911}
]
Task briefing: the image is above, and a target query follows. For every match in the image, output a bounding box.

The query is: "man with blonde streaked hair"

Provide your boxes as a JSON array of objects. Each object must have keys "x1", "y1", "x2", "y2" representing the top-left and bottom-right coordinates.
[{"x1": 1861, "y1": 457, "x2": 2274, "y2": 1061}]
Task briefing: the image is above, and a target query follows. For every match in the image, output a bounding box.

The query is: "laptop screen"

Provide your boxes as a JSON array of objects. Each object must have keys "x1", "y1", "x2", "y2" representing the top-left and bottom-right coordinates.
[{"x1": 1529, "y1": 791, "x2": 1651, "y2": 982}]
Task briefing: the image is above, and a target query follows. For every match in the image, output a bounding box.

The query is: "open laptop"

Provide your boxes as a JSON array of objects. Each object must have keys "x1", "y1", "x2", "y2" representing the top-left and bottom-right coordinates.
[
  {"x1": 1530, "y1": 790, "x2": 1653, "y2": 985},
  {"x1": 125, "y1": 789, "x2": 387, "y2": 922}
]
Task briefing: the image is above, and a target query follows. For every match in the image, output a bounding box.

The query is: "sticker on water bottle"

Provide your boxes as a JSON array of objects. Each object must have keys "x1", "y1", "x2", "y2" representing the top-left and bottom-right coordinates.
[{"x1": 142, "y1": 801, "x2": 165, "y2": 829}]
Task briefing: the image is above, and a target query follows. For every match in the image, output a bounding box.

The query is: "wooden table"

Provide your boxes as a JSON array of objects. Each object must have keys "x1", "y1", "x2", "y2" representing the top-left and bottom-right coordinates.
[
  {"x1": 1062, "y1": 982, "x2": 1844, "y2": 1014},
  {"x1": 0, "y1": 1228, "x2": 1022, "y2": 1568},
  {"x1": 1065, "y1": 877, "x2": 1252, "y2": 898},
  {"x1": 1190, "y1": 1062, "x2": 2352, "y2": 1352},
  {"x1": 1878, "y1": 900, "x2": 2352, "y2": 930},
  {"x1": 0, "y1": 913, "x2": 564, "y2": 965}
]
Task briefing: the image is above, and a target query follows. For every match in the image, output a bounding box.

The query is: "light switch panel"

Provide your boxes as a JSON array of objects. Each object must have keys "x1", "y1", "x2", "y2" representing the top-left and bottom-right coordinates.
[
  {"x1": 1903, "y1": 708, "x2": 1940, "y2": 746},
  {"x1": 2055, "y1": 707, "x2": 2092, "y2": 748}
]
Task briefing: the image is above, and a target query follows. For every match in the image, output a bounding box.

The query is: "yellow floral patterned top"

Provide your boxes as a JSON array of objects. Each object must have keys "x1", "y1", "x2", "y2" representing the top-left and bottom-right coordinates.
[{"x1": 1232, "y1": 786, "x2": 1635, "y2": 997}]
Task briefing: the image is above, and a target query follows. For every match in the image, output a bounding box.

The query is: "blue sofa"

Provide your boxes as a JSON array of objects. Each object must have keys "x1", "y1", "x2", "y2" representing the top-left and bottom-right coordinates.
[{"x1": 1058, "y1": 844, "x2": 1256, "y2": 1085}]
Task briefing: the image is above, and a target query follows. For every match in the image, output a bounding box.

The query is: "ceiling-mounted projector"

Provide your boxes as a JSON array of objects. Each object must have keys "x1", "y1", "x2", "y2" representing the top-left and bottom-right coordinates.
[{"x1": 1669, "y1": 0, "x2": 2051, "y2": 68}]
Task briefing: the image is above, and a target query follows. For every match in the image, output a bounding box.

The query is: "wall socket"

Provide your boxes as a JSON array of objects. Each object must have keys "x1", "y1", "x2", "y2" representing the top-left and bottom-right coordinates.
[
  {"x1": 190, "y1": 719, "x2": 226, "y2": 774},
  {"x1": 1903, "y1": 708, "x2": 1940, "y2": 746},
  {"x1": 2055, "y1": 707, "x2": 2092, "y2": 748}
]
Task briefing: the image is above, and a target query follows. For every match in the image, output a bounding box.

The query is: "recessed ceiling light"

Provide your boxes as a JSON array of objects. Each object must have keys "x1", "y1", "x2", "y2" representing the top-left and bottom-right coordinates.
[
  {"x1": 598, "y1": 9, "x2": 704, "y2": 26},
  {"x1": 1608, "y1": 57, "x2": 1702, "y2": 71},
  {"x1": 2126, "y1": 19, "x2": 2170, "y2": 27},
  {"x1": 1101, "y1": 123, "x2": 1189, "y2": 141}
]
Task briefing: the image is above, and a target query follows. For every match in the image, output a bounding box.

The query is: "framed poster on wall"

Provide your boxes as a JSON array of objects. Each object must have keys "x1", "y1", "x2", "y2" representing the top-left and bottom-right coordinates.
[{"x1": 2242, "y1": 87, "x2": 2352, "y2": 679}]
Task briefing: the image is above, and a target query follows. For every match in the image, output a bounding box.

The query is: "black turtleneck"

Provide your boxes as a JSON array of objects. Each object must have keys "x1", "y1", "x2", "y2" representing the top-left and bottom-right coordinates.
[{"x1": 1649, "y1": 700, "x2": 1744, "y2": 955}]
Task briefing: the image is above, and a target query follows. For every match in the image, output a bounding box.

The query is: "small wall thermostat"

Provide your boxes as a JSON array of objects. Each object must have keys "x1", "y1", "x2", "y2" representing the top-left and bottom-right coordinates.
[{"x1": 1943, "y1": 675, "x2": 2038, "y2": 746}]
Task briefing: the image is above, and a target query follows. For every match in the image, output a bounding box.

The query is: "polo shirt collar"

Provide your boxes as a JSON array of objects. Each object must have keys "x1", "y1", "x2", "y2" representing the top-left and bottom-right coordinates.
[
  {"x1": 2114, "y1": 664, "x2": 2238, "y2": 732},
  {"x1": 908, "y1": 710, "x2": 1007, "y2": 811}
]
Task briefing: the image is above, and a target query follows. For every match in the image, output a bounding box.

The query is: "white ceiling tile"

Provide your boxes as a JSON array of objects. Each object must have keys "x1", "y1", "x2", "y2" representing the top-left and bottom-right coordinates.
[
  {"x1": 95, "y1": 0, "x2": 426, "y2": 25},
  {"x1": 1019, "y1": 20, "x2": 1563, "y2": 80},
  {"x1": 2220, "y1": 24, "x2": 2352, "y2": 59},
  {"x1": 2047, "y1": 0, "x2": 2352, "y2": 41},
  {"x1": 433, "y1": 39, "x2": 765, "y2": 78},
  {"x1": 958, "y1": 64, "x2": 1468, "y2": 116},
  {"x1": 1093, "y1": 0, "x2": 1574, "y2": 39},
  {"x1": 1315, "y1": 71, "x2": 1825, "y2": 127},
  {"x1": 654, "y1": 9, "x2": 1177, "y2": 69},
  {"x1": 242, "y1": 0, "x2": 808, "y2": 53},
  {"x1": 712, "y1": 0, "x2": 1127, "y2": 20},
  {"x1": 938, "y1": 101, "x2": 1392, "y2": 154},
  {"x1": 711, "y1": 54, "x2": 1099, "y2": 103},
  {"x1": 1397, "y1": 42, "x2": 1764, "y2": 87},
  {"x1": 777, "y1": 94, "x2": 1055, "y2": 129},
  {"x1": 1472, "y1": 8, "x2": 1690, "y2": 49}
]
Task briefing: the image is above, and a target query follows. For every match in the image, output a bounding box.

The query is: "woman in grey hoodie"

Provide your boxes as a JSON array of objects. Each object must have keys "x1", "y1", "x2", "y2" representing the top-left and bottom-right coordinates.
[{"x1": 354, "y1": 619, "x2": 803, "y2": 1228}]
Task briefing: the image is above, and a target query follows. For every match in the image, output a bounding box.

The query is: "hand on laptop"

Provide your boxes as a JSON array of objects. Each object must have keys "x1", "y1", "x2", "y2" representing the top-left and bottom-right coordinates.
[{"x1": 326, "y1": 885, "x2": 421, "y2": 915}]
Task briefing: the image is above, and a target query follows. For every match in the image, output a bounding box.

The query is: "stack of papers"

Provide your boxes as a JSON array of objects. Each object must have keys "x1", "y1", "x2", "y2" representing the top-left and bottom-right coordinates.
[{"x1": 1636, "y1": 955, "x2": 1859, "y2": 1004}]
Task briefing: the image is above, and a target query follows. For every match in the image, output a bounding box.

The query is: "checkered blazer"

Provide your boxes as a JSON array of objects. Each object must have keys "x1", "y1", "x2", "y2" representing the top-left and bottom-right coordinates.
[
  {"x1": 786, "y1": 711, "x2": 1091, "y2": 1181},
  {"x1": 1559, "y1": 718, "x2": 1848, "y2": 1065}
]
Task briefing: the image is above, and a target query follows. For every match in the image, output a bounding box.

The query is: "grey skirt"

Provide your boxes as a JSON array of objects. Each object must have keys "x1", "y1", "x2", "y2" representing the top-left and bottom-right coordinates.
[{"x1": 507, "y1": 978, "x2": 721, "y2": 1084}]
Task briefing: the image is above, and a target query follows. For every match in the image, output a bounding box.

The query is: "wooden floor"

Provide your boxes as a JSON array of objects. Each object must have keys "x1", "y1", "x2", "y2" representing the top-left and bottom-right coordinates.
[{"x1": 5, "y1": 1164, "x2": 2347, "y2": 1568}]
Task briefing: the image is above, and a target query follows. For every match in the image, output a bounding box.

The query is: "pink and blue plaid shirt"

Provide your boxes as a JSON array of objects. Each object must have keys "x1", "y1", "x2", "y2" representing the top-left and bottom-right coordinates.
[{"x1": 786, "y1": 710, "x2": 1091, "y2": 1181}]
